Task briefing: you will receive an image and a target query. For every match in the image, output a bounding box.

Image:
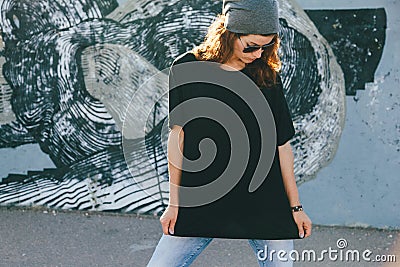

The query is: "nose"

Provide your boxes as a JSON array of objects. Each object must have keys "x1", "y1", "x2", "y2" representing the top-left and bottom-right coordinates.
[{"x1": 253, "y1": 48, "x2": 263, "y2": 58}]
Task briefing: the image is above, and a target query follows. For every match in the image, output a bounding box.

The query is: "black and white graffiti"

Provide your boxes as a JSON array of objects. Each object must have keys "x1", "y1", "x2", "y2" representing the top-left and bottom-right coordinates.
[{"x1": 0, "y1": 0, "x2": 385, "y2": 214}]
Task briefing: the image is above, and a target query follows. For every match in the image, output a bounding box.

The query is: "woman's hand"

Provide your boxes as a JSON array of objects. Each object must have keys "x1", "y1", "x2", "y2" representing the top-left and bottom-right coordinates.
[
  {"x1": 160, "y1": 205, "x2": 179, "y2": 235},
  {"x1": 292, "y1": 211, "x2": 312, "y2": 238}
]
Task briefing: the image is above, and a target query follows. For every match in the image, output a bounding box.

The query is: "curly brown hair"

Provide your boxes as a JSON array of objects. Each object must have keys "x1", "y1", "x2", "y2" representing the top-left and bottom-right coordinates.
[{"x1": 192, "y1": 14, "x2": 281, "y2": 87}]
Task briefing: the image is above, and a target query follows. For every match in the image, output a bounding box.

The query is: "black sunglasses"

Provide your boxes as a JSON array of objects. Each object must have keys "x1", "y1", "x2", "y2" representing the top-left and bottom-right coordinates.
[{"x1": 237, "y1": 34, "x2": 276, "y2": 53}]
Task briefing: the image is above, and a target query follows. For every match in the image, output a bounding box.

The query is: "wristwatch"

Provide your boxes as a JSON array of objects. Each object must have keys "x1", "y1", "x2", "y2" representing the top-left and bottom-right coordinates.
[{"x1": 291, "y1": 205, "x2": 303, "y2": 212}]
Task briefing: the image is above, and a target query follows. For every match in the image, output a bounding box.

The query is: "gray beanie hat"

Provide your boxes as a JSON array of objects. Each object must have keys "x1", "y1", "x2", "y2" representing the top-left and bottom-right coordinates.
[{"x1": 222, "y1": 0, "x2": 279, "y2": 35}]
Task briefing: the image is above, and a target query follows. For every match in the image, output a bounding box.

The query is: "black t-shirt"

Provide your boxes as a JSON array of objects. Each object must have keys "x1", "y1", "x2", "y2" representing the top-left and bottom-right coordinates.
[{"x1": 168, "y1": 52, "x2": 299, "y2": 240}]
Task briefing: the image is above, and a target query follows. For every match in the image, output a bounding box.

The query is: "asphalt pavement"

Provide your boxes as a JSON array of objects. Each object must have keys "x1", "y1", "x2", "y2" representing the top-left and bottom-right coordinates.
[{"x1": 0, "y1": 206, "x2": 398, "y2": 267}]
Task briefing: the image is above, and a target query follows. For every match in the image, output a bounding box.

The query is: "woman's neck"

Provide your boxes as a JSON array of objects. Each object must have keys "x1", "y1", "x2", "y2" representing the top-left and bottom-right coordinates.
[{"x1": 220, "y1": 59, "x2": 245, "y2": 71}]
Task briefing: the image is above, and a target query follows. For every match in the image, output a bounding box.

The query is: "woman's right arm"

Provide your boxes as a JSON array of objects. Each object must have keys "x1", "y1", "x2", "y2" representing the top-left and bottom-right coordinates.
[{"x1": 159, "y1": 125, "x2": 184, "y2": 235}]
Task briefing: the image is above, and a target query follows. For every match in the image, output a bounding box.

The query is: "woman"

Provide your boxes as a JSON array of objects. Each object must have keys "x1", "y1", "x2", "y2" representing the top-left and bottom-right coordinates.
[{"x1": 148, "y1": 0, "x2": 312, "y2": 266}]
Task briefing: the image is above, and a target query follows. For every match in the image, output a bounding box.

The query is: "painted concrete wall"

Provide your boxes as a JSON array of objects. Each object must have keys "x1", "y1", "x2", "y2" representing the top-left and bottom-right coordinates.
[
  {"x1": 0, "y1": 0, "x2": 398, "y2": 229},
  {"x1": 296, "y1": 0, "x2": 399, "y2": 229}
]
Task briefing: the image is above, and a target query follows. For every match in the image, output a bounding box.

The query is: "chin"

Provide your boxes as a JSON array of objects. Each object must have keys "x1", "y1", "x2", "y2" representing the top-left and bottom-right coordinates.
[{"x1": 241, "y1": 58, "x2": 252, "y2": 63}]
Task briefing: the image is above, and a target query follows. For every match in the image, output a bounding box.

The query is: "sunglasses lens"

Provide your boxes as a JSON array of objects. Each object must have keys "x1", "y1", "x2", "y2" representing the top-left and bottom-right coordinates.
[
  {"x1": 242, "y1": 41, "x2": 275, "y2": 53},
  {"x1": 238, "y1": 34, "x2": 276, "y2": 53},
  {"x1": 243, "y1": 47, "x2": 259, "y2": 53}
]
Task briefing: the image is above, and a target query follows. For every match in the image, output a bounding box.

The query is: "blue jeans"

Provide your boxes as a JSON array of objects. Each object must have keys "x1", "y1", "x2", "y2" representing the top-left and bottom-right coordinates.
[{"x1": 147, "y1": 234, "x2": 294, "y2": 267}]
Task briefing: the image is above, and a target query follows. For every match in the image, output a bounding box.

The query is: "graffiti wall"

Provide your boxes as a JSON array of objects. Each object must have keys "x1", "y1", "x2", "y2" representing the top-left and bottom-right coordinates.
[
  {"x1": 0, "y1": 0, "x2": 397, "y2": 228},
  {"x1": 296, "y1": 0, "x2": 399, "y2": 229}
]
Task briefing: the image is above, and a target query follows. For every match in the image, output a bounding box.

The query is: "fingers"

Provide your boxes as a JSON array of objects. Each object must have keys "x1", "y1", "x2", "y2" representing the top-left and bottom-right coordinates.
[
  {"x1": 160, "y1": 216, "x2": 170, "y2": 235},
  {"x1": 160, "y1": 215, "x2": 177, "y2": 235},
  {"x1": 294, "y1": 212, "x2": 312, "y2": 239},
  {"x1": 296, "y1": 222, "x2": 304, "y2": 239},
  {"x1": 169, "y1": 219, "x2": 176, "y2": 235},
  {"x1": 304, "y1": 219, "x2": 312, "y2": 238}
]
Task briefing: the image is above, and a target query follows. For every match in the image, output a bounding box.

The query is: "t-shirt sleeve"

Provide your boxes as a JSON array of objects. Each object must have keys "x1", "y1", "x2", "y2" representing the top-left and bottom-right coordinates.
[
  {"x1": 168, "y1": 63, "x2": 186, "y2": 130},
  {"x1": 275, "y1": 75, "x2": 295, "y2": 146}
]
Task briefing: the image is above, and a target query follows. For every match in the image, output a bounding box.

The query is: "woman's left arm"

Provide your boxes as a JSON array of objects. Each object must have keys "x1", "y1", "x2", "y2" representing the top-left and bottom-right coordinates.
[{"x1": 278, "y1": 141, "x2": 312, "y2": 238}]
